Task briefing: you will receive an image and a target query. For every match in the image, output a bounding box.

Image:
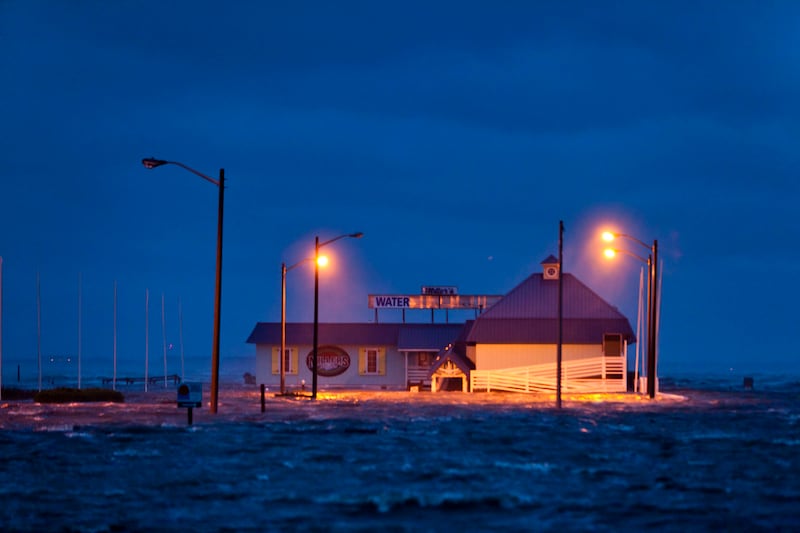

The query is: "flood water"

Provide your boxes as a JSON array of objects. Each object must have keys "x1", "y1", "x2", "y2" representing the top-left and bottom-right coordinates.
[{"x1": 1, "y1": 376, "x2": 799, "y2": 531}]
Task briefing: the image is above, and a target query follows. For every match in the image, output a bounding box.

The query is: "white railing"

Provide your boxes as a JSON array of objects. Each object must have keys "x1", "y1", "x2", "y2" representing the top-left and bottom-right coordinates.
[
  {"x1": 470, "y1": 356, "x2": 626, "y2": 394},
  {"x1": 407, "y1": 367, "x2": 431, "y2": 387}
]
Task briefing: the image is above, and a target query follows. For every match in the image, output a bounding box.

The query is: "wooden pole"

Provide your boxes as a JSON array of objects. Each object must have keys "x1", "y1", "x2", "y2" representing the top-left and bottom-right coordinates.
[
  {"x1": 0, "y1": 257, "x2": 3, "y2": 401},
  {"x1": 647, "y1": 240, "x2": 659, "y2": 398},
  {"x1": 556, "y1": 220, "x2": 564, "y2": 409},
  {"x1": 280, "y1": 263, "x2": 286, "y2": 395},
  {"x1": 209, "y1": 168, "x2": 224, "y2": 414},
  {"x1": 261, "y1": 383, "x2": 266, "y2": 413}
]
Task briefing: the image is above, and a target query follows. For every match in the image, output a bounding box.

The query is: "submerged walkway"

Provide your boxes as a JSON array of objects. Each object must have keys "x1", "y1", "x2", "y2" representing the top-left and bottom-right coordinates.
[{"x1": 100, "y1": 374, "x2": 181, "y2": 386}]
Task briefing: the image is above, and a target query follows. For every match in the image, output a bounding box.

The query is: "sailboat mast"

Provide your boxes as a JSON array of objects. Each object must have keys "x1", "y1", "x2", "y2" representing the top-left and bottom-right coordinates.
[
  {"x1": 178, "y1": 297, "x2": 185, "y2": 382},
  {"x1": 145, "y1": 288, "x2": 149, "y2": 392},
  {"x1": 37, "y1": 271, "x2": 42, "y2": 392},
  {"x1": 161, "y1": 292, "x2": 167, "y2": 387},
  {"x1": 113, "y1": 280, "x2": 117, "y2": 391},
  {"x1": 77, "y1": 272, "x2": 82, "y2": 389}
]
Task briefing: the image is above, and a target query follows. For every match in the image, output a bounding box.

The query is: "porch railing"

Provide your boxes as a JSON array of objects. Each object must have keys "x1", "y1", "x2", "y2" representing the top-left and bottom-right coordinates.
[{"x1": 470, "y1": 356, "x2": 626, "y2": 394}]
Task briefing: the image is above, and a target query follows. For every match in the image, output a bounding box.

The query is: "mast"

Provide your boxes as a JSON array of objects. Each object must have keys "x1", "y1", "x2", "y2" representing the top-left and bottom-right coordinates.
[
  {"x1": 77, "y1": 272, "x2": 82, "y2": 389},
  {"x1": 145, "y1": 288, "x2": 149, "y2": 392},
  {"x1": 161, "y1": 292, "x2": 167, "y2": 387},
  {"x1": 178, "y1": 297, "x2": 185, "y2": 382},
  {"x1": 113, "y1": 280, "x2": 117, "y2": 390},
  {"x1": 37, "y1": 271, "x2": 42, "y2": 392}
]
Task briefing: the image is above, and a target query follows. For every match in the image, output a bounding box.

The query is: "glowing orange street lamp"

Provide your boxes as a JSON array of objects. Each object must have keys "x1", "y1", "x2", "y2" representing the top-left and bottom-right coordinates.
[
  {"x1": 279, "y1": 254, "x2": 327, "y2": 395},
  {"x1": 603, "y1": 230, "x2": 659, "y2": 399},
  {"x1": 603, "y1": 247, "x2": 647, "y2": 264},
  {"x1": 312, "y1": 232, "x2": 363, "y2": 400}
]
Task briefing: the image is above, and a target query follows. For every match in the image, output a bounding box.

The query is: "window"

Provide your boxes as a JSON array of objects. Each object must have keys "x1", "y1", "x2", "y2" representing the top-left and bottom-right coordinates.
[
  {"x1": 359, "y1": 347, "x2": 386, "y2": 376},
  {"x1": 603, "y1": 334, "x2": 623, "y2": 357},
  {"x1": 366, "y1": 349, "x2": 378, "y2": 374},
  {"x1": 272, "y1": 347, "x2": 298, "y2": 375},
  {"x1": 283, "y1": 348, "x2": 296, "y2": 373}
]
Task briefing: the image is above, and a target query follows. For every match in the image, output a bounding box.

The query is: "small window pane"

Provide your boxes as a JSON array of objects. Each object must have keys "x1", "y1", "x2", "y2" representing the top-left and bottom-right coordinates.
[
  {"x1": 603, "y1": 334, "x2": 623, "y2": 356},
  {"x1": 367, "y1": 349, "x2": 378, "y2": 373}
]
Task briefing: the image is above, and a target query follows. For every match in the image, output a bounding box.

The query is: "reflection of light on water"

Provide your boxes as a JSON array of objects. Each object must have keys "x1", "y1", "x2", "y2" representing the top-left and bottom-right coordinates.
[{"x1": 0, "y1": 384, "x2": 729, "y2": 432}]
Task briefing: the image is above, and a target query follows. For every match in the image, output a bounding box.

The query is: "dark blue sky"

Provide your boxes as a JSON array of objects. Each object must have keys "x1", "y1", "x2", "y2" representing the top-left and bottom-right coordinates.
[{"x1": 1, "y1": 1, "x2": 798, "y2": 377}]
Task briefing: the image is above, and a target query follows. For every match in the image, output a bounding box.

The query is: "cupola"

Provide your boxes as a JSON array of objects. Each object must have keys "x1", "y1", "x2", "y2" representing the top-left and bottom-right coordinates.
[{"x1": 541, "y1": 255, "x2": 560, "y2": 280}]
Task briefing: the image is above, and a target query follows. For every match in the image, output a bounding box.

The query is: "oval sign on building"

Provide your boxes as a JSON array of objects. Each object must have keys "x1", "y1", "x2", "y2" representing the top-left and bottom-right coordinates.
[{"x1": 306, "y1": 345, "x2": 351, "y2": 377}]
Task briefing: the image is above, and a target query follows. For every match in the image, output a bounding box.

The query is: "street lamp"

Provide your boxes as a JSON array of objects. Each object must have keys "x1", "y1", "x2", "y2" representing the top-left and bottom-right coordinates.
[
  {"x1": 279, "y1": 256, "x2": 326, "y2": 395},
  {"x1": 141, "y1": 157, "x2": 225, "y2": 414},
  {"x1": 312, "y1": 232, "x2": 364, "y2": 399},
  {"x1": 603, "y1": 231, "x2": 659, "y2": 399}
]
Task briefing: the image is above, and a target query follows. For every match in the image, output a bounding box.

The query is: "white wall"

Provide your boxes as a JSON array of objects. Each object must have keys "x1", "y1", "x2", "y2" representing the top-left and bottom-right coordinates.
[
  {"x1": 255, "y1": 343, "x2": 407, "y2": 390},
  {"x1": 474, "y1": 343, "x2": 603, "y2": 370}
]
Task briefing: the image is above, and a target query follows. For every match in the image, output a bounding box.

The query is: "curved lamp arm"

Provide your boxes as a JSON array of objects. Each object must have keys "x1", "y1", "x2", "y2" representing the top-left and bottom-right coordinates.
[
  {"x1": 602, "y1": 231, "x2": 650, "y2": 252},
  {"x1": 319, "y1": 232, "x2": 364, "y2": 249},
  {"x1": 142, "y1": 158, "x2": 220, "y2": 187},
  {"x1": 604, "y1": 248, "x2": 650, "y2": 264}
]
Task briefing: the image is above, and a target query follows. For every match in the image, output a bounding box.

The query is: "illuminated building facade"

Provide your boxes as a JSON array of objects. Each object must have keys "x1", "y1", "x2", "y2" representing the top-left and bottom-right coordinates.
[{"x1": 247, "y1": 257, "x2": 635, "y2": 392}]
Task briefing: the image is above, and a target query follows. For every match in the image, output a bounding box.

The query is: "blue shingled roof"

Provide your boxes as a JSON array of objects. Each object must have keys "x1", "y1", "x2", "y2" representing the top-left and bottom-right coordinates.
[
  {"x1": 246, "y1": 323, "x2": 401, "y2": 346},
  {"x1": 246, "y1": 322, "x2": 467, "y2": 350},
  {"x1": 470, "y1": 272, "x2": 635, "y2": 344},
  {"x1": 397, "y1": 324, "x2": 465, "y2": 351},
  {"x1": 466, "y1": 318, "x2": 634, "y2": 344},
  {"x1": 480, "y1": 273, "x2": 628, "y2": 319}
]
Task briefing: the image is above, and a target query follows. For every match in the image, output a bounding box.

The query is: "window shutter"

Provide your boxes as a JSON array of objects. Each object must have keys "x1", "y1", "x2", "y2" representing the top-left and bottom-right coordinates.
[
  {"x1": 378, "y1": 347, "x2": 386, "y2": 375},
  {"x1": 271, "y1": 347, "x2": 280, "y2": 374},
  {"x1": 358, "y1": 347, "x2": 366, "y2": 375},
  {"x1": 291, "y1": 348, "x2": 299, "y2": 375}
]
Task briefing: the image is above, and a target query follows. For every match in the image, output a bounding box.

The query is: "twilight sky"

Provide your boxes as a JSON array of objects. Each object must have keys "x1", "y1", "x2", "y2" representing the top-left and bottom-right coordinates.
[{"x1": 1, "y1": 1, "x2": 798, "y2": 378}]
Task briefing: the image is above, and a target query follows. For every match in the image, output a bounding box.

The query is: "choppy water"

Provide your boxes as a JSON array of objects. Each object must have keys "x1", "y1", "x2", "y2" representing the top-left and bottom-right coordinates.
[{"x1": 1, "y1": 376, "x2": 799, "y2": 531}]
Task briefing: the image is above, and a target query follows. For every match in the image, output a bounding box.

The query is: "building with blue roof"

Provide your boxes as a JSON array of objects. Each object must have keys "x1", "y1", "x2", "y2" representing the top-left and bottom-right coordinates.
[{"x1": 246, "y1": 257, "x2": 635, "y2": 393}]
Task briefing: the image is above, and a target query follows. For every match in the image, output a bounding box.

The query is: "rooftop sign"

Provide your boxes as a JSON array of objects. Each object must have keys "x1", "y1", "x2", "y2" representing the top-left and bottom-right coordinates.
[
  {"x1": 368, "y1": 294, "x2": 502, "y2": 310},
  {"x1": 421, "y1": 286, "x2": 457, "y2": 296}
]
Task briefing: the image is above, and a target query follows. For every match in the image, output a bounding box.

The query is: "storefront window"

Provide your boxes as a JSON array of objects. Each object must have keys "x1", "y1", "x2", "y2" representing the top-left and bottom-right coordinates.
[
  {"x1": 366, "y1": 349, "x2": 378, "y2": 373},
  {"x1": 284, "y1": 348, "x2": 296, "y2": 373}
]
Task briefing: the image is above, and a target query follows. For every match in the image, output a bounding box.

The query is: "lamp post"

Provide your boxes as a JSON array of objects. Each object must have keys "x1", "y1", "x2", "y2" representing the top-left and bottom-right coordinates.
[
  {"x1": 556, "y1": 221, "x2": 564, "y2": 409},
  {"x1": 141, "y1": 157, "x2": 225, "y2": 414},
  {"x1": 603, "y1": 232, "x2": 659, "y2": 399},
  {"x1": 312, "y1": 232, "x2": 364, "y2": 400},
  {"x1": 280, "y1": 257, "x2": 316, "y2": 395}
]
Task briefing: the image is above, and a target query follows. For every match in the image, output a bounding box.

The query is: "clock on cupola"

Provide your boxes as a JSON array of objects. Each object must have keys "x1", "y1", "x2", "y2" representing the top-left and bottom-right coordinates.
[{"x1": 541, "y1": 255, "x2": 560, "y2": 280}]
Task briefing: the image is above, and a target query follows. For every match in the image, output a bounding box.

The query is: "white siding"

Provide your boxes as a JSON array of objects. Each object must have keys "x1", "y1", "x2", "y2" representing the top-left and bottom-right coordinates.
[
  {"x1": 474, "y1": 343, "x2": 603, "y2": 370},
  {"x1": 255, "y1": 343, "x2": 407, "y2": 390},
  {"x1": 466, "y1": 344, "x2": 476, "y2": 364},
  {"x1": 255, "y1": 344, "x2": 273, "y2": 385}
]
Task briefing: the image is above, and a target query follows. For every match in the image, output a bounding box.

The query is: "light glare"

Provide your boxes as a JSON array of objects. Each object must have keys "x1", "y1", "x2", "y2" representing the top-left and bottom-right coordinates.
[
  {"x1": 604, "y1": 249, "x2": 616, "y2": 259},
  {"x1": 317, "y1": 255, "x2": 329, "y2": 267},
  {"x1": 601, "y1": 231, "x2": 615, "y2": 242}
]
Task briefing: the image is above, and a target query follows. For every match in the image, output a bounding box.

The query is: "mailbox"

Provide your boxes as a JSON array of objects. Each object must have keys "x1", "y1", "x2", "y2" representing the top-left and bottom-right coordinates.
[{"x1": 177, "y1": 382, "x2": 202, "y2": 408}]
